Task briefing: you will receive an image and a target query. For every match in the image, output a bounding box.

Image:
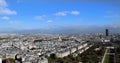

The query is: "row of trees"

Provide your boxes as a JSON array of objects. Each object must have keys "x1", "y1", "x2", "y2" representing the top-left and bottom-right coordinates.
[
  {"x1": 46, "y1": 53, "x2": 81, "y2": 63},
  {"x1": 46, "y1": 45, "x2": 106, "y2": 63},
  {"x1": 115, "y1": 44, "x2": 120, "y2": 63},
  {"x1": 80, "y1": 46, "x2": 105, "y2": 63}
]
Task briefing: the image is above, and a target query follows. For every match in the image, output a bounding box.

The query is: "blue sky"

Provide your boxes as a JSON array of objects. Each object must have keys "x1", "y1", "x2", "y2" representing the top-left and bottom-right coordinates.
[{"x1": 0, "y1": 0, "x2": 120, "y2": 32}]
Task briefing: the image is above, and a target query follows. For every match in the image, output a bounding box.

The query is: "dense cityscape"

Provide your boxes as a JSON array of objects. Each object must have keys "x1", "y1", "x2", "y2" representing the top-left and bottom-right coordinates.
[
  {"x1": 0, "y1": 29, "x2": 120, "y2": 63},
  {"x1": 0, "y1": 0, "x2": 120, "y2": 63}
]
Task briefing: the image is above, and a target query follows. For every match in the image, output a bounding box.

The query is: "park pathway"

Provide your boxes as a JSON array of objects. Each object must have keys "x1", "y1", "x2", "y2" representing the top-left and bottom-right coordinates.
[{"x1": 101, "y1": 48, "x2": 108, "y2": 63}]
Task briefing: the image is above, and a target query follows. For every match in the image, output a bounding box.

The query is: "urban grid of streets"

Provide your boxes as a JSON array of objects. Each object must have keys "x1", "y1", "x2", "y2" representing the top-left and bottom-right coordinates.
[{"x1": 0, "y1": 33, "x2": 118, "y2": 63}]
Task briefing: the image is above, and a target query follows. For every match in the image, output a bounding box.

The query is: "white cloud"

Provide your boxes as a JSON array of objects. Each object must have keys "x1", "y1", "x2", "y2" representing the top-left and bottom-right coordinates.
[
  {"x1": 106, "y1": 11, "x2": 112, "y2": 14},
  {"x1": 2, "y1": 16, "x2": 10, "y2": 20},
  {"x1": 34, "y1": 15, "x2": 46, "y2": 20},
  {"x1": 104, "y1": 16, "x2": 112, "y2": 18},
  {"x1": 71, "y1": 11, "x2": 80, "y2": 15},
  {"x1": 54, "y1": 11, "x2": 68, "y2": 16},
  {"x1": 0, "y1": 0, "x2": 7, "y2": 7},
  {"x1": 35, "y1": 16, "x2": 43, "y2": 20},
  {"x1": 0, "y1": 0, "x2": 17, "y2": 16},
  {"x1": 16, "y1": 0, "x2": 21, "y2": 3},
  {"x1": 47, "y1": 20, "x2": 53, "y2": 23},
  {"x1": 104, "y1": 15, "x2": 120, "y2": 18},
  {"x1": 111, "y1": 24, "x2": 120, "y2": 28},
  {"x1": 54, "y1": 11, "x2": 80, "y2": 16},
  {"x1": 9, "y1": 20, "x2": 18, "y2": 24},
  {"x1": 0, "y1": 8, "x2": 17, "y2": 15}
]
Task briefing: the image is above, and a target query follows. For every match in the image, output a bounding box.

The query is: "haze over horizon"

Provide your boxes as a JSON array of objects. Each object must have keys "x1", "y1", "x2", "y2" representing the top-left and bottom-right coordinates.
[{"x1": 0, "y1": 0, "x2": 120, "y2": 34}]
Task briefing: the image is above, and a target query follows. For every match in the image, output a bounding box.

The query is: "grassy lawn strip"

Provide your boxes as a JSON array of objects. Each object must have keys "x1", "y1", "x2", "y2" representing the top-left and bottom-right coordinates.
[{"x1": 104, "y1": 54, "x2": 110, "y2": 63}]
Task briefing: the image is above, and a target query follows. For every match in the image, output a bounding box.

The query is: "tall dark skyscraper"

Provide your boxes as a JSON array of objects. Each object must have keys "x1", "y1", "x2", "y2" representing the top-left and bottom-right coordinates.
[{"x1": 105, "y1": 29, "x2": 109, "y2": 36}]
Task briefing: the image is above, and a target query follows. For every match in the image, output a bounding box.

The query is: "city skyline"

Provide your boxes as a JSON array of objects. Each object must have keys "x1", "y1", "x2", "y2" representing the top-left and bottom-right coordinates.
[{"x1": 0, "y1": 0, "x2": 120, "y2": 33}]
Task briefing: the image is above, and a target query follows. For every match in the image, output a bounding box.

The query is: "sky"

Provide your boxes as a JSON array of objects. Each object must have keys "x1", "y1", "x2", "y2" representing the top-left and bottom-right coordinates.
[{"x1": 0, "y1": 0, "x2": 120, "y2": 33}]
